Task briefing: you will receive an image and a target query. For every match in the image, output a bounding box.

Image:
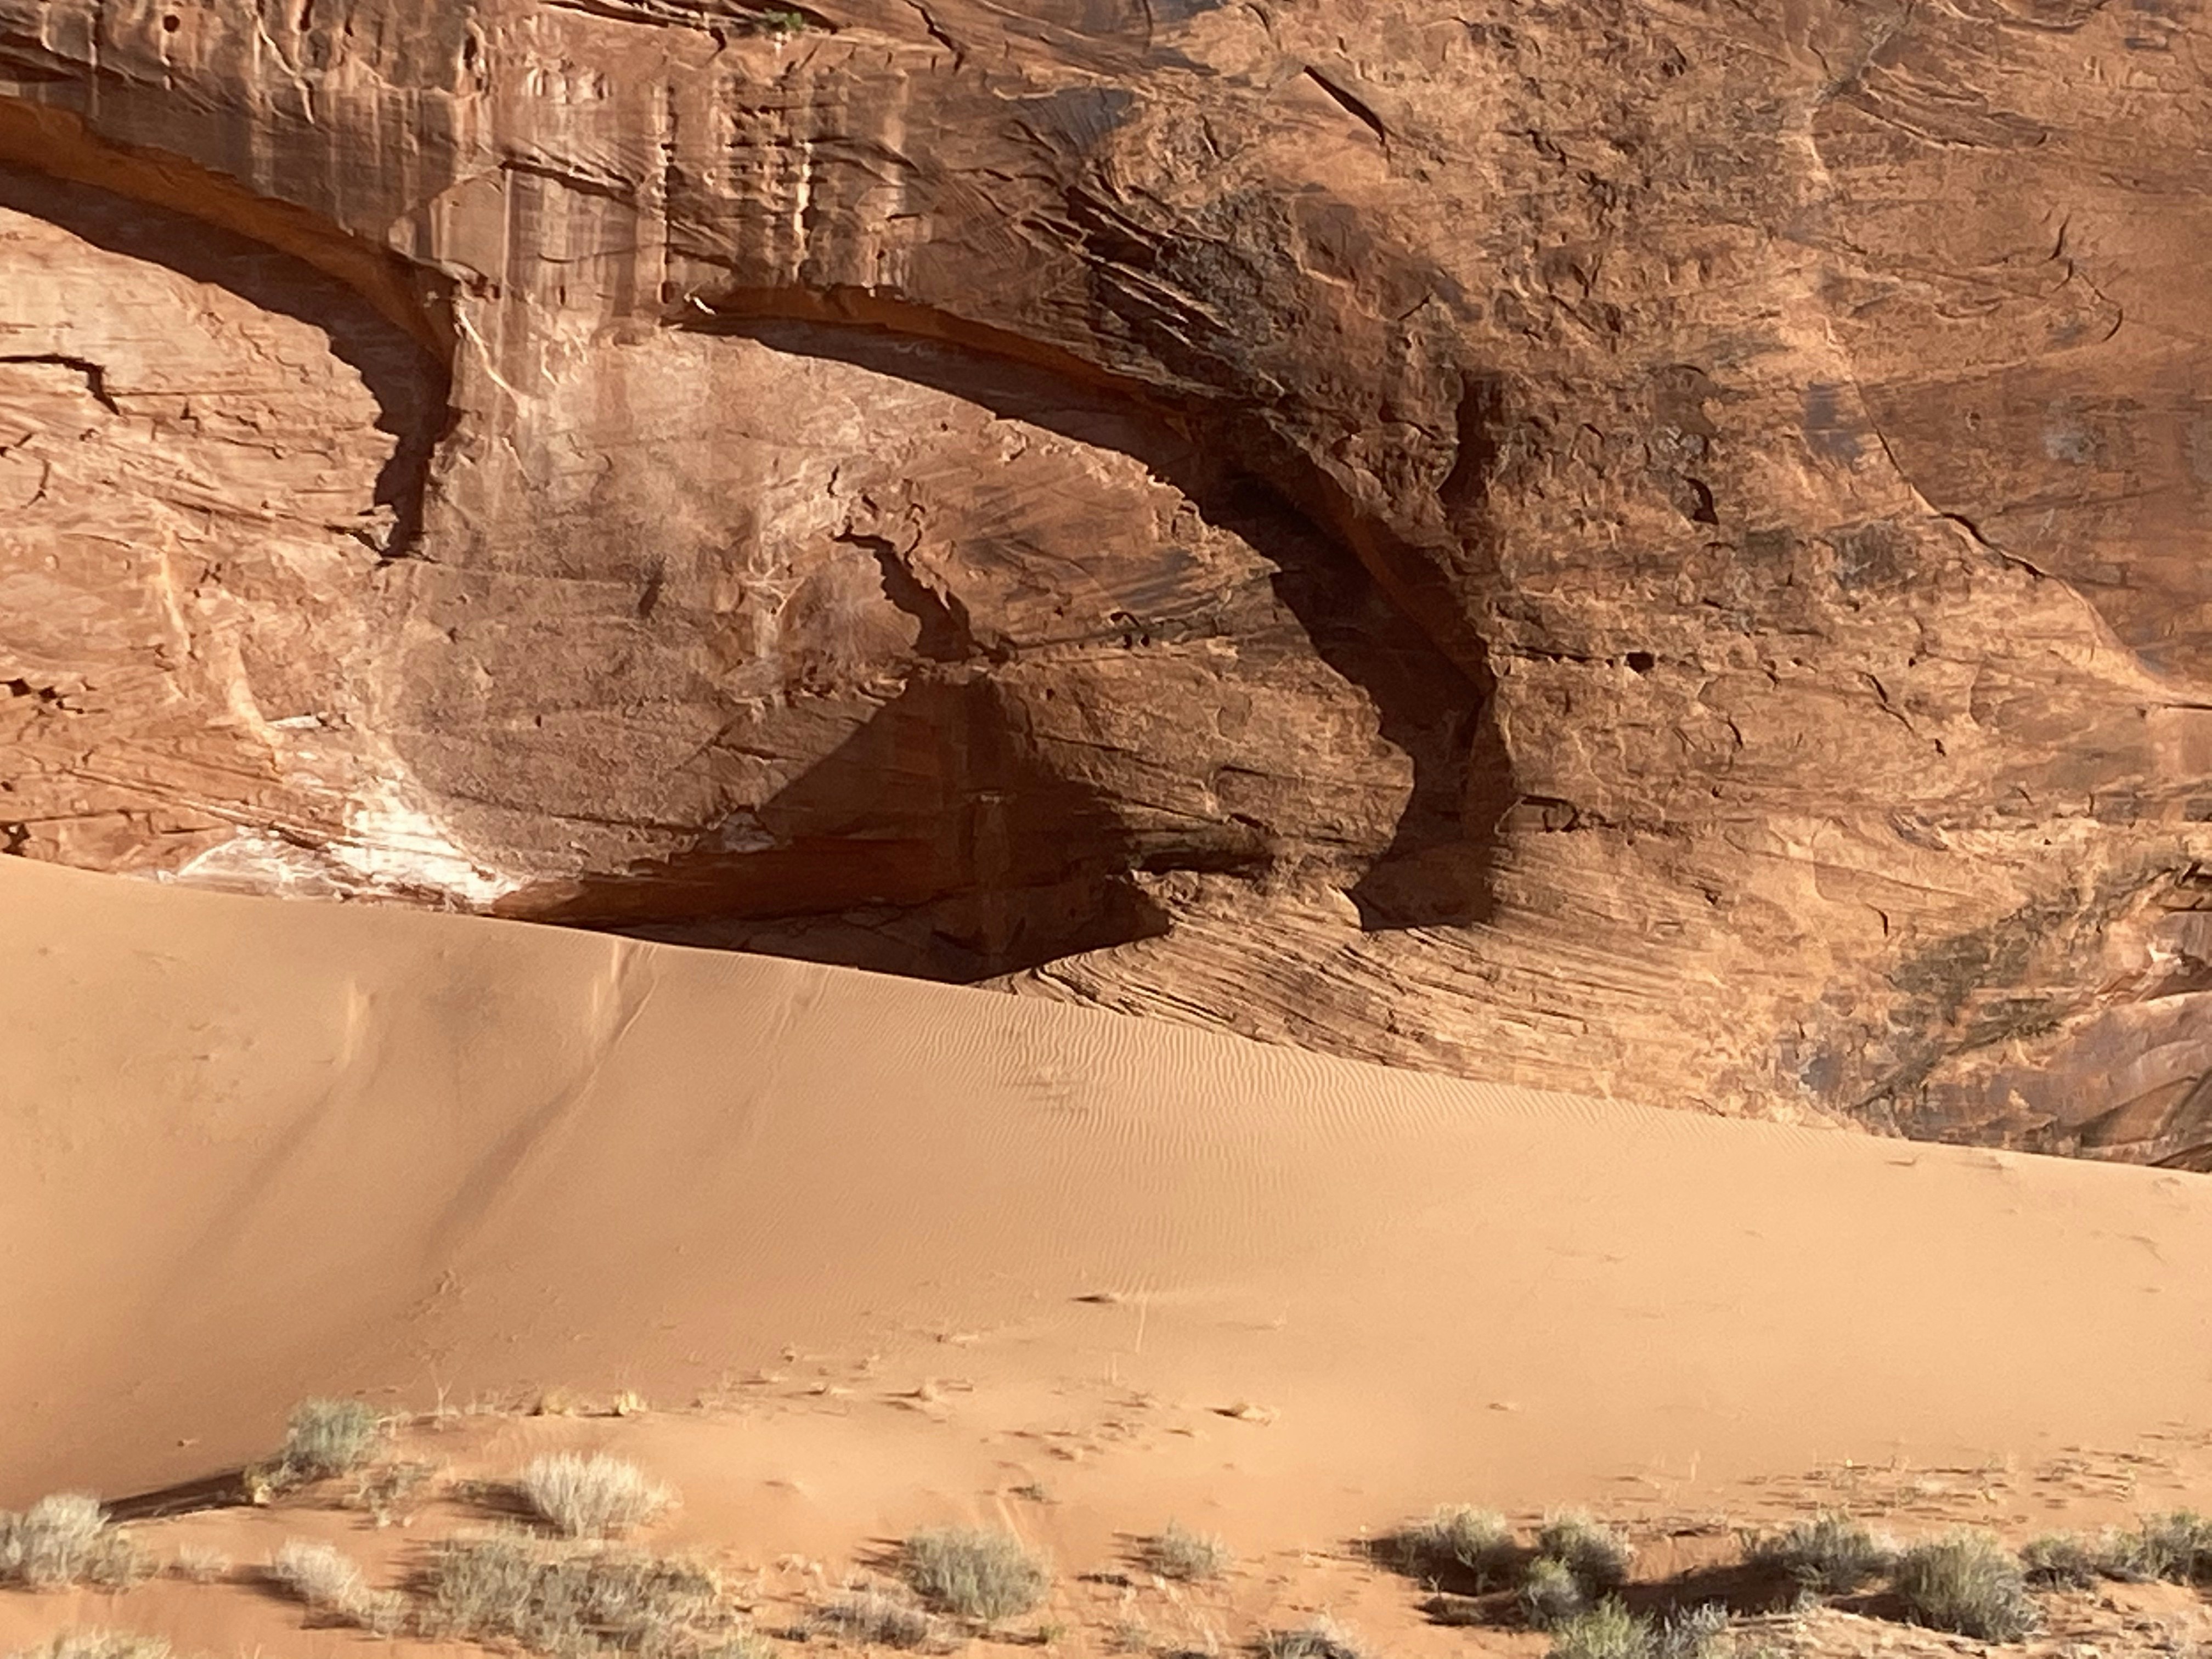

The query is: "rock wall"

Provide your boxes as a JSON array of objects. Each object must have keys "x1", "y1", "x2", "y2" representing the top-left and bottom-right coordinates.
[{"x1": 4, "y1": 0, "x2": 2212, "y2": 1159}]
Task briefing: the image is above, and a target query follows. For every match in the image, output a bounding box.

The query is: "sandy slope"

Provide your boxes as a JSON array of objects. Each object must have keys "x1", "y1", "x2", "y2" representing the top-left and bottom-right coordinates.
[{"x1": 7, "y1": 854, "x2": 2212, "y2": 1552}]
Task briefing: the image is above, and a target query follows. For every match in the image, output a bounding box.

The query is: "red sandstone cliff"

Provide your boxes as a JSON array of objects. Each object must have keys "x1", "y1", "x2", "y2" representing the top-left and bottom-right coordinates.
[{"x1": 5, "y1": 0, "x2": 2211, "y2": 1158}]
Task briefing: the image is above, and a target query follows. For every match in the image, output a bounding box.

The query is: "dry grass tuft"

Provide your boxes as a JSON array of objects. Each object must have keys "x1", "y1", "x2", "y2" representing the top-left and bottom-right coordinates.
[
  {"x1": 1521, "y1": 1557, "x2": 1588, "y2": 1629},
  {"x1": 0, "y1": 1494, "x2": 143, "y2": 1590},
  {"x1": 168, "y1": 1545, "x2": 230, "y2": 1584},
  {"x1": 1143, "y1": 1523, "x2": 1231, "y2": 1582},
  {"x1": 1545, "y1": 1598, "x2": 1647, "y2": 1659},
  {"x1": 1651, "y1": 1604, "x2": 1730, "y2": 1659},
  {"x1": 1542, "y1": 1599, "x2": 1729, "y2": 1659},
  {"x1": 417, "y1": 1531, "x2": 730, "y2": 1659},
  {"x1": 902, "y1": 1527, "x2": 1051, "y2": 1622},
  {"x1": 347, "y1": 1460, "x2": 437, "y2": 1528},
  {"x1": 1743, "y1": 1512, "x2": 1893, "y2": 1595},
  {"x1": 1256, "y1": 1618, "x2": 1364, "y2": 1659},
  {"x1": 2102, "y1": 1510, "x2": 2212, "y2": 1584},
  {"x1": 1108, "y1": 1618, "x2": 1152, "y2": 1654},
  {"x1": 1536, "y1": 1513, "x2": 1633, "y2": 1593},
  {"x1": 815, "y1": 1586, "x2": 935, "y2": 1649},
  {"x1": 8, "y1": 1634, "x2": 173, "y2": 1659},
  {"x1": 1890, "y1": 1531, "x2": 2035, "y2": 1642},
  {"x1": 267, "y1": 1539, "x2": 405, "y2": 1633},
  {"x1": 274, "y1": 1398, "x2": 383, "y2": 1483},
  {"x1": 2020, "y1": 1532, "x2": 2103, "y2": 1588},
  {"x1": 1391, "y1": 1506, "x2": 1517, "y2": 1588},
  {"x1": 692, "y1": 1638, "x2": 775, "y2": 1659},
  {"x1": 519, "y1": 1454, "x2": 676, "y2": 1539}
]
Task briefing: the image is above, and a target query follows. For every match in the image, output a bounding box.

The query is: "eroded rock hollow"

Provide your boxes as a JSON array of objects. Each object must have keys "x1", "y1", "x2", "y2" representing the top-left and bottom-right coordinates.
[{"x1": 5, "y1": 0, "x2": 2212, "y2": 1158}]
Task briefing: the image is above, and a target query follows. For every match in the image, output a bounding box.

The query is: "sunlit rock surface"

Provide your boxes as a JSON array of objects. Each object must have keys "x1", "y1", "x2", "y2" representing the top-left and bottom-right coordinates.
[{"x1": 5, "y1": 0, "x2": 2212, "y2": 1158}]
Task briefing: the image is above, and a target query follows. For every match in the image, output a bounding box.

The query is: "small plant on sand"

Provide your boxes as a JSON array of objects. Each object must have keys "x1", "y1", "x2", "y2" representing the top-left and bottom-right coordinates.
[
  {"x1": 417, "y1": 1532, "x2": 729, "y2": 1658},
  {"x1": 169, "y1": 1544, "x2": 230, "y2": 1584},
  {"x1": 2020, "y1": 1531, "x2": 2103, "y2": 1588},
  {"x1": 1542, "y1": 1600, "x2": 1729, "y2": 1659},
  {"x1": 1521, "y1": 1557, "x2": 1588, "y2": 1629},
  {"x1": 1890, "y1": 1531, "x2": 2035, "y2": 1642},
  {"x1": 1144, "y1": 1522, "x2": 1231, "y2": 1582},
  {"x1": 1546, "y1": 1598, "x2": 1647, "y2": 1659},
  {"x1": 1743, "y1": 1511, "x2": 1892, "y2": 1595},
  {"x1": 348, "y1": 1459, "x2": 437, "y2": 1528},
  {"x1": 816, "y1": 1585, "x2": 935, "y2": 1650},
  {"x1": 2102, "y1": 1510, "x2": 2212, "y2": 1583},
  {"x1": 267, "y1": 1539, "x2": 405, "y2": 1633},
  {"x1": 902, "y1": 1527, "x2": 1050, "y2": 1622},
  {"x1": 520, "y1": 1453, "x2": 675, "y2": 1539},
  {"x1": 0, "y1": 1494, "x2": 143, "y2": 1590},
  {"x1": 1537, "y1": 1513, "x2": 1634, "y2": 1593},
  {"x1": 1652, "y1": 1604, "x2": 1730, "y2": 1659},
  {"x1": 748, "y1": 5, "x2": 809, "y2": 31},
  {"x1": 8, "y1": 1635, "x2": 173, "y2": 1659},
  {"x1": 1391, "y1": 1505, "x2": 1517, "y2": 1588},
  {"x1": 1257, "y1": 1619, "x2": 1364, "y2": 1659},
  {"x1": 259, "y1": 1398, "x2": 383, "y2": 1492}
]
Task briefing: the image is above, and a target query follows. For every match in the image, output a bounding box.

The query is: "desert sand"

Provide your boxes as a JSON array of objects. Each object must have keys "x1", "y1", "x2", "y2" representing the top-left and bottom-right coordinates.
[{"x1": 9, "y1": 848, "x2": 2212, "y2": 1572}]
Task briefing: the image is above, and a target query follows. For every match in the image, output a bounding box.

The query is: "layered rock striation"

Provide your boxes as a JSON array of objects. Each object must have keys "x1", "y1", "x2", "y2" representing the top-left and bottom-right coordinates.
[{"x1": 5, "y1": 0, "x2": 2212, "y2": 1158}]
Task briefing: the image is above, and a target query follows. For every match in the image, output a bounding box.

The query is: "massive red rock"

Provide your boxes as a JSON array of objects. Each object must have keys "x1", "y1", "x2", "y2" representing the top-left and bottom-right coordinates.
[{"x1": 4, "y1": 0, "x2": 2211, "y2": 1159}]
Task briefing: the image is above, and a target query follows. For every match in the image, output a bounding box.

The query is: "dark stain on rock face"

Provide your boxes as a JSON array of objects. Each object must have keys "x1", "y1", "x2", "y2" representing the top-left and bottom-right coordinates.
[
  {"x1": 1440, "y1": 375, "x2": 1506, "y2": 524},
  {"x1": 1839, "y1": 872, "x2": 2175, "y2": 1139},
  {"x1": 1008, "y1": 86, "x2": 1138, "y2": 155},
  {"x1": 1827, "y1": 520, "x2": 1913, "y2": 592},
  {"x1": 1802, "y1": 382, "x2": 1861, "y2": 463},
  {"x1": 1143, "y1": 0, "x2": 1225, "y2": 21}
]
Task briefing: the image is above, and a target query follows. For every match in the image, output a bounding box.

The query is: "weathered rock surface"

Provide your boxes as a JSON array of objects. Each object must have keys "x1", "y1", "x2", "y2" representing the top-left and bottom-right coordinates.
[{"x1": 4, "y1": 0, "x2": 2212, "y2": 1159}]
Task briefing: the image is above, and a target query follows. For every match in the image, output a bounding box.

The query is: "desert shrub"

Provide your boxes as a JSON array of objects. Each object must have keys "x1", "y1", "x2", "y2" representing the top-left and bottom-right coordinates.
[
  {"x1": 1744, "y1": 1512, "x2": 1892, "y2": 1595},
  {"x1": 170, "y1": 1545, "x2": 230, "y2": 1584},
  {"x1": 276, "y1": 1398, "x2": 382, "y2": 1483},
  {"x1": 1543, "y1": 1599, "x2": 1728, "y2": 1659},
  {"x1": 520, "y1": 1454, "x2": 675, "y2": 1539},
  {"x1": 1537, "y1": 1514, "x2": 1633, "y2": 1593},
  {"x1": 816, "y1": 1587, "x2": 934, "y2": 1649},
  {"x1": 268, "y1": 1538, "x2": 367, "y2": 1606},
  {"x1": 1521, "y1": 1557, "x2": 1588, "y2": 1628},
  {"x1": 1890, "y1": 1532, "x2": 2035, "y2": 1642},
  {"x1": 1257, "y1": 1619, "x2": 1364, "y2": 1659},
  {"x1": 2103, "y1": 1510, "x2": 2212, "y2": 1583},
  {"x1": 8, "y1": 1634, "x2": 172, "y2": 1659},
  {"x1": 1144, "y1": 1522, "x2": 1231, "y2": 1582},
  {"x1": 1547, "y1": 1598, "x2": 1648, "y2": 1659},
  {"x1": 2019, "y1": 1532, "x2": 2102, "y2": 1588},
  {"x1": 902, "y1": 1527, "x2": 1049, "y2": 1621},
  {"x1": 348, "y1": 1460, "x2": 436, "y2": 1527},
  {"x1": 0, "y1": 1494, "x2": 143, "y2": 1590},
  {"x1": 1652, "y1": 1604, "x2": 1730, "y2": 1659},
  {"x1": 267, "y1": 1539, "x2": 405, "y2": 1634},
  {"x1": 418, "y1": 1533, "x2": 728, "y2": 1659},
  {"x1": 1392, "y1": 1505, "x2": 1517, "y2": 1587}
]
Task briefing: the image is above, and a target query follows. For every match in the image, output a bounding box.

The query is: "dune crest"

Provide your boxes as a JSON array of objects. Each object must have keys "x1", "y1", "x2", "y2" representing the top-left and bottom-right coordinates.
[{"x1": 5, "y1": 855, "x2": 2211, "y2": 1526}]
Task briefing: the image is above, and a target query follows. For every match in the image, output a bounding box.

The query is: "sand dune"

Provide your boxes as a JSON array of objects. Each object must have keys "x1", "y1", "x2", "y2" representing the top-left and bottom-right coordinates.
[{"x1": 7, "y1": 854, "x2": 2212, "y2": 1549}]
